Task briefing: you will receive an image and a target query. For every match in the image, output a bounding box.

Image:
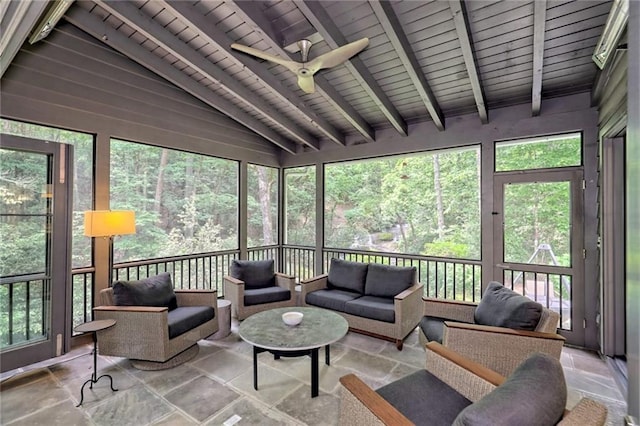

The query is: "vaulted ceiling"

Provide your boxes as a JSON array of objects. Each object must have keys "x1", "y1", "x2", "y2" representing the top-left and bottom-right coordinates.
[{"x1": 3, "y1": 0, "x2": 613, "y2": 155}]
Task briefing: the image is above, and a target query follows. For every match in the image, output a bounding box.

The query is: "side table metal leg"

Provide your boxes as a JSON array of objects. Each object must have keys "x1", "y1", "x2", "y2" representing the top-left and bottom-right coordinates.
[
  {"x1": 311, "y1": 348, "x2": 319, "y2": 398},
  {"x1": 325, "y1": 344, "x2": 330, "y2": 365},
  {"x1": 253, "y1": 346, "x2": 259, "y2": 391},
  {"x1": 76, "y1": 331, "x2": 118, "y2": 407}
]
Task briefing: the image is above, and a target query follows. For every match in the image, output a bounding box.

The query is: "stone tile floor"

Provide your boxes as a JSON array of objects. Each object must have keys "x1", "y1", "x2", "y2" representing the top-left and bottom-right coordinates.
[{"x1": 0, "y1": 321, "x2": 628, "y2": 425}]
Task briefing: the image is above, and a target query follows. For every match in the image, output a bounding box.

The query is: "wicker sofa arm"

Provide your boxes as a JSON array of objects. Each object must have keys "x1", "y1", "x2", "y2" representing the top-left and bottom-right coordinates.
[
  {"x1": 275, "y1": 272, "x2": 296, "y2": 291},
  {"x1": 300, "y1": 274, "x2": 328, "y2": 305},
  {"x1": 93, "y1": 305, "x2": 170, "y2": 354},
  {"x1": 444, "y1": 322, "x2": 566, "y2": 376},
  {"x1": 558, "y1": 398, "x2": 608, "y2": 426},
  {"x1": 175, "y1": 289, "x2": 217, "y2": 307},
  {"x1": 422, "y1": 297, "x2": 477, "y2": 323},
  {"x1": 425, "y1": 342, "x2": 501, "y2": 402},
  {"x1": 339, "y1": 374, "x2": 413, "y2": 426}
]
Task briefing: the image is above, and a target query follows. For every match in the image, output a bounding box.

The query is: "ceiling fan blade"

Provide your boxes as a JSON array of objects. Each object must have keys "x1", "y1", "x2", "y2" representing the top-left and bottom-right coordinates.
[
  {"x1": 231, "y1": 43, "x2": 301, "y2": 73},
  {"x1": 306, "y1": 37, "x2": 369, "y2": 73},
  {"x1": 297, "y1": 75, "x2": 316, "y2": 94}
]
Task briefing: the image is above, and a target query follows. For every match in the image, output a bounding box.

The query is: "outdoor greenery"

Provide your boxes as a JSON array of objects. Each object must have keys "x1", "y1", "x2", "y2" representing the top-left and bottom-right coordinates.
[
  {"x1": 325, "y1": 147, "x2": 482, "y2": 259},
  {"x1": 1, "y1": 117, "x2": 582, "y2": 347}
]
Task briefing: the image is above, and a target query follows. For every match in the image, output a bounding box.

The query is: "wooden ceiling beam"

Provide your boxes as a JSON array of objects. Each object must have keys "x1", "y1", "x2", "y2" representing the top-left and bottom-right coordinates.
[
  {"x1": 294, "y1": 0, "x2": 408, "y2": 136},
  {"x1": 64, "y1": 6, "x2": 298, "y2": 154},
  {"x1": 162, "y1": 0, "x2": 346, "y2": 147},
  {"x1": 229, "y1": 0, "x2": 376, "y2": 143},
  {"x1": 532, "y1": 0, "x2": 547, "y2": 116},
  {"x1": 369, "y1": 0, "x2": 445, "y2": 131},
  {"x1": 0, "y1": 0, "x2": 49, "y2": 78},
  {"x1": 96, "y1": 0, "x2": 319, "y2": 151},
  {"x1": 449, "y1": 0, "x2": 488, "y2": 124}
]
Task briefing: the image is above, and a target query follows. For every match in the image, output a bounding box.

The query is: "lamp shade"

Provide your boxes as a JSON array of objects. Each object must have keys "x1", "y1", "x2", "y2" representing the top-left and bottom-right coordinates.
[{"x1": 84, "y1": 210, "x2": 136, "y2": 237}]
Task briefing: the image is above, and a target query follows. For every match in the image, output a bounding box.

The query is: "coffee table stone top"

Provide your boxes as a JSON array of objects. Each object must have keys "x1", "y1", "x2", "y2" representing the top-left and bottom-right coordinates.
[{"x1": 239, "y1": 307, "x2": 348, "y2": 351}]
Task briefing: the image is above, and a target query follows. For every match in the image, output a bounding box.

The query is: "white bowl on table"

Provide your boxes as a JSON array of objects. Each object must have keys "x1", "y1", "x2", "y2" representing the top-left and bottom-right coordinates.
[{"x1": 282, "y1": 311, "x2": 304, "y2": 326}]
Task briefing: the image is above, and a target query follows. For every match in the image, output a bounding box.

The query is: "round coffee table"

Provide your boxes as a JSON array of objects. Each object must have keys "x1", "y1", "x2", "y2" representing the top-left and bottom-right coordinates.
[{"x1": 239, "y1": 307, "x2": 348, "y2": 398}]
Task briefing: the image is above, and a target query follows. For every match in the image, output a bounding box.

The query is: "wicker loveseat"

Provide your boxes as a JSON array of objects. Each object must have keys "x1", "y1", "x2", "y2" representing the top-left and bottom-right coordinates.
[
  {"x1": 339, "y1": 342, "x2": 607, "y2": 426},
  {"x1": 94, "y1": 272, "x2": 218, "y2": 370},
  {"x1": 301, "y1": 258, "x2": 423, "y2": 350},
  {"x1": 419, "y1": 281, "x2": 565, "y2": 376}
]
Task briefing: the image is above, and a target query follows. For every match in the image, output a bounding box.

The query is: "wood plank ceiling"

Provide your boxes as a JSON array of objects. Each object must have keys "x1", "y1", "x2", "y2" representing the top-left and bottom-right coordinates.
[{"x1": 53, "y1": 0, "x2": 613, "y2": 154}]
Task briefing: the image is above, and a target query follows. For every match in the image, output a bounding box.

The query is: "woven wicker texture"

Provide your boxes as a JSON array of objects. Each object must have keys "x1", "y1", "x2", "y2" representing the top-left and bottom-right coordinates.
[
  {"x1": 223, "y1": 272, "x2": 296, "y2": 320},
  {"x1": 423, "y1": 298, "x2": 476, "y2": 323},
  {"x1": 94, "y1": 288, "x2": 218, "y2": 366},
  {"x1": 444, "y1": 325, "x2": 564, "y2": 376},
  {"x1": 339, "y1": 385, "x2": 387, "y2": 426},
  {"x1": 426, "y1": 346, "x2": 497, "y2": 402},
  {"x1": 558, "y1": 398, "x2": 608, "y2": 425}
]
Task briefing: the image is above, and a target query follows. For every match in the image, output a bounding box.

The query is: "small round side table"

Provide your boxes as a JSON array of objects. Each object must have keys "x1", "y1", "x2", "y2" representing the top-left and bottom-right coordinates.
[{"x1": 74, "y1": 319, "x2": 118, "y2": 407}]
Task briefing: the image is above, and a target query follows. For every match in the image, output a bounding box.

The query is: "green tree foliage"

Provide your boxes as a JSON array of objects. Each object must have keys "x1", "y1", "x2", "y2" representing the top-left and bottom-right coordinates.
[
  {"x1": 325, "y1": 148, "x2": 481, "y2": 259},
  {"x1": 285, "y1": 166, "x2": 316, "y2": 246},
  {"x1": 110, "y1": 139, "x2": 239, "y2": 262}
]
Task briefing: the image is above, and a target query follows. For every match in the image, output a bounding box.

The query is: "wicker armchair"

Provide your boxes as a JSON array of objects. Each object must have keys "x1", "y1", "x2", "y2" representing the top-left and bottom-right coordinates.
[
  {"x1": 223, "y1": 259, "x2": 296, "y2": 320},
  {"x1": 339, "y1": 342, "x2": 607, "y2": 426},
  {"x1": 94, "y1": 282, "x2": 218, "y2": 370},
  {"x1": 419, "y1": 282, "x2": 566, "y2": 376}
]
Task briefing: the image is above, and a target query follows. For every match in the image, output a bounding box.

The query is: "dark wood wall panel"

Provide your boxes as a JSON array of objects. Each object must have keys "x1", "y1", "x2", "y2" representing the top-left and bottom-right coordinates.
[{"x1": 1, "y1": 22, "x2": 280, "y2": 163}]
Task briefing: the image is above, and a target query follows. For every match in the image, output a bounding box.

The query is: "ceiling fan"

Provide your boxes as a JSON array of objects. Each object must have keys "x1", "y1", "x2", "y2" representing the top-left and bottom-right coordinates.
[{"x1": 231, "y1": 37, "x2": 369, "y2": 94}]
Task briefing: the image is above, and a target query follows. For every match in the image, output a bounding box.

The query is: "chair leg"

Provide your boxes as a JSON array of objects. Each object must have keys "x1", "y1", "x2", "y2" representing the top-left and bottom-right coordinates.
[{"x1": 396, "y1": 339, "x2": 403, "y2": 351}]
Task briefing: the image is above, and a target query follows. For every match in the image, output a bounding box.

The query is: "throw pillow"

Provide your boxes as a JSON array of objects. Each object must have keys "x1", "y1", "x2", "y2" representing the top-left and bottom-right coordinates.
[
  {"x1": 474, "y1": 282, "x2": 542, "y2": 330},
  {"x1": 327, "y1": 258, "x2": 368, "y2": 294},
  {"x1": 112, "y1": 272, "x2": 178, "y2": 310},
  {"x1": 229, "y1": 259, "x2": 275, "y2": 289},
  {"x1": 452, "y1": 352, "x2": 567, "y2": 426},
  {"x1": 364, "y1": 263, "x2": 416, "y2": 298}
]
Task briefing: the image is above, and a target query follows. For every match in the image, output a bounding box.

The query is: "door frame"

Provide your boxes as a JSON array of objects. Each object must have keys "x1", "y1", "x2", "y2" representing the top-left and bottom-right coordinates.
[
  {"x1": 0, "y1": 135, "x2": 73, "y2": 372},
  {"x1": 493, "y1": 167, "x2": 585, "y2": 346}
]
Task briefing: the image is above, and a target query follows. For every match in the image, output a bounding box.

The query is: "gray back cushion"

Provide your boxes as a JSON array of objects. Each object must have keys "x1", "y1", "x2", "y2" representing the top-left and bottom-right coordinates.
[
  {"x1": 230, "y1": 259, "x2": 275, "y2": 289},
  {"x1": 327, "y1": 258, "x2": 368, "y2": 294},
  {"x1": 474, "y1": 282, "x2": 542, "y2": 330},
  {"x1": 452, "y1": 352, "x2": 567, "y2": 426},
  {"x1": 112, "y1": 272, "x2": 177, "y2": 311},
  {"x1": 364, "y1": 263, "x2": 416, "y2": 298}
]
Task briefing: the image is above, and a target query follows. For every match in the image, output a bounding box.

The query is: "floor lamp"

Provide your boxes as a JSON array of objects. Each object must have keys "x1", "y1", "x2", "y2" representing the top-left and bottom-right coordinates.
[{"x1": 84, "y1": 210, "x2": 136, "y2": 286}]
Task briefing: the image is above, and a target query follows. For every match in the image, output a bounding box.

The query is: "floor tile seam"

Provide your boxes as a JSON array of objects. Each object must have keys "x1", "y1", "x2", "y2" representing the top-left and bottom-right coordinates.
[
  {"x1": 2, "y1": 394, "x2": 79, "y2": 425},
  {"x1": 563, "y1": 365, "x2": 619, "y2": 382},
  {"x1": 189, "y1": 358, "x2": 252, "y2": 385},
  {"x1": 570, "y1": 386, "x2": 627, "y2": 404},
  {"x1": 194, "y1": 392, "x2": 249, "y2": 425},
  {"x1": 225, "y1": 369, "x2": 306, "y2": 410}
]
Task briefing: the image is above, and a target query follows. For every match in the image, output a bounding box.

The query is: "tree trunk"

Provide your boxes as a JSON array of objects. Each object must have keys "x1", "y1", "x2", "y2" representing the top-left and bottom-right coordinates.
[
  {"x1": 433, "y1": 154, "x2": 445, "y2": 239},
  {"x1": 154, "y1": 149, "x2": 169, "y2": 226},
  {"x1": 257, "y1": 167, "x2": 274, "y2": 245}
]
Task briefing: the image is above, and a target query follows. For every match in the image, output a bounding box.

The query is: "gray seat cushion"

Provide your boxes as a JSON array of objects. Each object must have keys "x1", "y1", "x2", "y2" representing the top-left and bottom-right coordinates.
[
  {"x1": 305, "y1": 288, "x2": 360, "y2": 312},
  {"x1": 327, "y1": 258, "x2": 368, "y2": 294},
  {"x1": 419, "y1": 316, "x2": 448, "y2": 343},
  {"x1": 244, "y1": 287, "x2": 291, "y2": 306},
  {"x1": 167, "y1": 306, "x2": 215, "y2": 339},
  {"x1": 453, "y1": 352, "x2": 567, "y2": 426},
  {"x1": 364, "y1": 263, "x2": 416, "y2": 298},
  {"x1": 377, "y1": 370, "x2": 472, "y2": 426},
  {"x1": 474, "y1": 282, "x2": 543, "y2": 331},
  {"x1": 230, "y1": 259, "x2": 275, "y2": 289},
  {"x1": 112, "y1": 272, "x2": 177, "y2": 311},
  {"x1": 344, "y1": 295, "x2": 395, "y2": 323}
]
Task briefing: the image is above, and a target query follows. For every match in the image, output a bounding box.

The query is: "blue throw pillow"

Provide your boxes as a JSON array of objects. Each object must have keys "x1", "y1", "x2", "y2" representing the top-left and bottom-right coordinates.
[
  {"x1": 112, "y1": 272, "x2": 178, "y2": 310},
  {"x1": 474, "y1": 282, "x2": 542, "y2": 330},
  {"x1": 230, "y1": 259, "x2": 275, "y2": 289}
]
